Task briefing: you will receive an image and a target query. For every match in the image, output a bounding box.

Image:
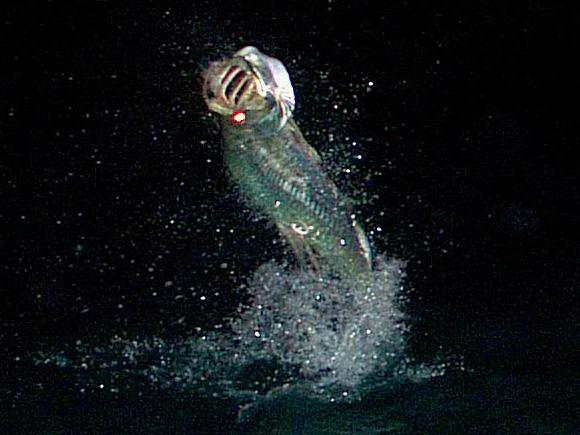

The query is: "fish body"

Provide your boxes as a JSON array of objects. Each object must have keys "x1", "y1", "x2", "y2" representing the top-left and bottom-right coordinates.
[{"x1": 203, "y1": 47, "x2": 371, "y2": 279}]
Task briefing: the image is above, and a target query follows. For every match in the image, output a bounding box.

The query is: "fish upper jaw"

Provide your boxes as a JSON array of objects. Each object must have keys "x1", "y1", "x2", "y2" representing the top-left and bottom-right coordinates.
[
  {"x1": 235, "y1": 46, "x2": 295, "y2": 130},
  {"x1": 234, "y1": 46, "x2": 295, "y2": 111}
]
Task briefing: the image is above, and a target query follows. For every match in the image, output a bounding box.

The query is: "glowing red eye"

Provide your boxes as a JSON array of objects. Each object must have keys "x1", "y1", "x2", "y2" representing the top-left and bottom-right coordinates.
[{"x1": 231, "y1": 110, "x2": 246, "y2": 125}]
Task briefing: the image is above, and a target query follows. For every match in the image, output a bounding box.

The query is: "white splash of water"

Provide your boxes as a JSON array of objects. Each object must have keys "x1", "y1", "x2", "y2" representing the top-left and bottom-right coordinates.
[
  {"x1": 32, "y1": 255, "x2": 417, "y2": 402},
  {"x1": 229, "y1": 255, "x2": 407, "y2": 393}
]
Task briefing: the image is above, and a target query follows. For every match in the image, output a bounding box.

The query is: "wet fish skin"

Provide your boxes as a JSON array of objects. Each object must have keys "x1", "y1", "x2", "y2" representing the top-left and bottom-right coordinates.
[{"x1": 203, "y1": 47, "x2": 372, "y2": 279}]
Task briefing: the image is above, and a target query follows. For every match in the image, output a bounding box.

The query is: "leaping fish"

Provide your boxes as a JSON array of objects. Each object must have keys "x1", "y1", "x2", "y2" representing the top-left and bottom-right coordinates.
[{"x1": 202, "y1": 46, "x2": 372, "y2": 279}]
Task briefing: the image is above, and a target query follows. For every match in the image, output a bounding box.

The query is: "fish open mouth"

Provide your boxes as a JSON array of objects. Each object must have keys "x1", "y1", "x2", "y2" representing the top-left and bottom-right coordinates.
[
  {"x1": 203, "y1": 59, "x2": 263, "y2": 114},
  {"x1": 202, "y1": 47, "x2": 295, "y2": 132},
  {"x1": 221, "y1": 65, "x2": 255, "y2": 105}
]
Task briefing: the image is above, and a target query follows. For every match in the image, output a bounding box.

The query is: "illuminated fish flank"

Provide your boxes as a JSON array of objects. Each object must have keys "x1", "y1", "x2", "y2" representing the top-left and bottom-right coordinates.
[{"x1": 203, "y1": 46, "x2": 372, "y2": 279}]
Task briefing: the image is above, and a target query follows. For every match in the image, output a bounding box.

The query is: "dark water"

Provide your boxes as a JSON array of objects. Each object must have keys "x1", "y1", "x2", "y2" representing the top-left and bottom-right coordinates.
[
  {"x1": 2, "y1": 1, "x2": 579, "y2": 433},
  {"x1": 2, "y1": 364, "x2": 578, "y2": 434}
]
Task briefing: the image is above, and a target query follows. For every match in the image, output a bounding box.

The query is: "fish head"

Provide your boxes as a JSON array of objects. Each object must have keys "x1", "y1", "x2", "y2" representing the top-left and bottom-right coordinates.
[{"x1": 202, "y1": 46, "x2": 295, "y2": 133}]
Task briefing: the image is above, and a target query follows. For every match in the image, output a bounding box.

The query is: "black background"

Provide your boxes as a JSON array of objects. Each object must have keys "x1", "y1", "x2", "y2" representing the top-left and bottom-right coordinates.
[{"x1": 2, "y1": 0, "x2": 579, "y2": 382}]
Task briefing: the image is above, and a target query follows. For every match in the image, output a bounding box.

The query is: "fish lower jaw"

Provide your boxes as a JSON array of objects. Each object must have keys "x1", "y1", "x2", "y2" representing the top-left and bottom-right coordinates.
[{"x1": 206, "y1": 100, "x2": 234, "y2": 116}]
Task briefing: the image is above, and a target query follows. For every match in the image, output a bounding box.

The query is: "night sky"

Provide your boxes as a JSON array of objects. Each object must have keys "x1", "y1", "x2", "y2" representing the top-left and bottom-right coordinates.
[{"x1": 2, "y1": 0, "x2": 579, "y2": 393}]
